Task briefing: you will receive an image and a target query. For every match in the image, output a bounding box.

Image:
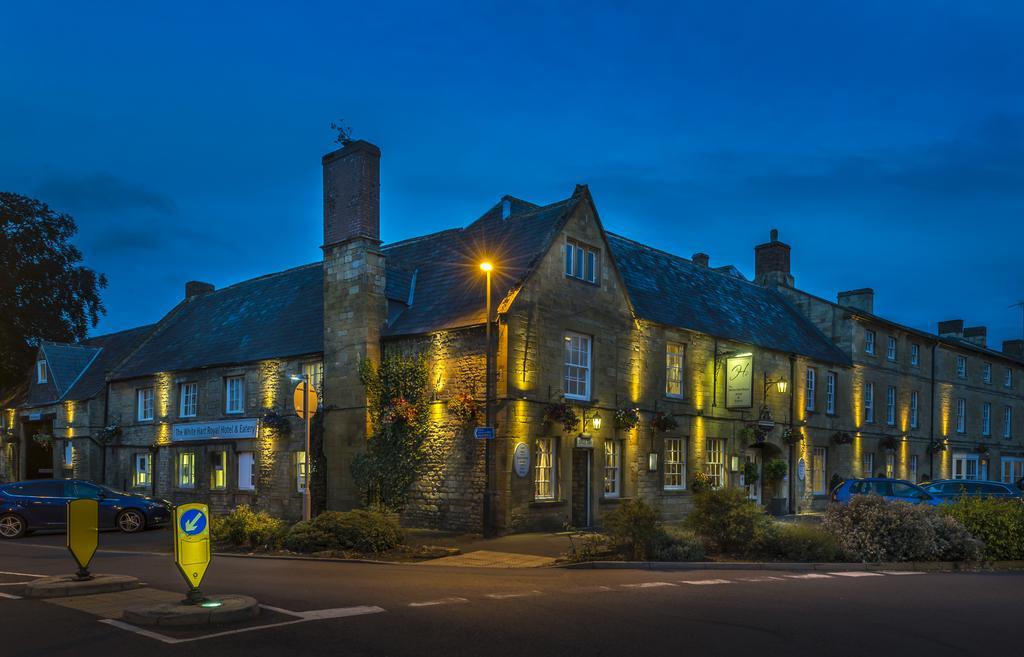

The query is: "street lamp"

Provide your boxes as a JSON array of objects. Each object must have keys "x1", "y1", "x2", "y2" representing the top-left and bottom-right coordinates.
[{"x1": 480, "y1": 261, "x2": 494, "y2": 536}]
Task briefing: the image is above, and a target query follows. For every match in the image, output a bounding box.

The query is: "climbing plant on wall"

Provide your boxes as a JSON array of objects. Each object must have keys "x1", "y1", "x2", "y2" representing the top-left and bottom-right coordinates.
[{"x1": 351, "y1": 353, "x2": 431, "y2": 512}]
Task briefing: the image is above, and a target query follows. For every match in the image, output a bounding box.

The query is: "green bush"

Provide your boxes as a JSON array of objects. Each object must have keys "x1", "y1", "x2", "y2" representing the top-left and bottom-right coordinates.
[
  {"x1": 210, "y1": 505, "x2": 288, "y2": 551},
  {"x1": 283, "y1": 509, "x2": 403, "y2": 554},
  {"x1": 649, "y1": 526, "x2": 706, "y2": 561},
  {"x1": 602, "y1": 499, "x2": 661, "y2": 560},
  {"x1": 823, "y1": 495, "x2": 982, "y2": 562},
  {"x1": 941, "y1": 496, "x2": 1024, "y2": 561},
  {"x1": 751, "y1": 523, "x2": 848, "y2": 562},
  {"x1": 564, "y1": 533, "x2": 615, "y2": 563},
  {"x1": 685, "y1": 487, "x2": 772, "y2": 554}
]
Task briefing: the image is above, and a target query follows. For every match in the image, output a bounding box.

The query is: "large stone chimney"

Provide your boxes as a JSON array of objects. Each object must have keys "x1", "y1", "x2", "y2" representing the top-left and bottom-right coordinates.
[
  {"x1": 754, "y1": 229, "x2": 794, "y2": 287},
  {"x1": 837, "y1": 289, "x2": 874, "y2": 314},
  {"x1": 692, "y1": 252, "x2": 709, "y2": 268},
  {"x1": 321, "y1": 139, "x2": 386, "y2": 511},
  {"x1": 938, "y1": 320, "x2": 964, "y2": 338},
  {"x1": 963, "y1": 326, "x2": 987, "y2": 348},
  {"x1": 1004, "y1": 339, "x2": 1024, "y2": 359},
  {"x1": 185, "y1": 281, "x2": 214, "y2": 299}
]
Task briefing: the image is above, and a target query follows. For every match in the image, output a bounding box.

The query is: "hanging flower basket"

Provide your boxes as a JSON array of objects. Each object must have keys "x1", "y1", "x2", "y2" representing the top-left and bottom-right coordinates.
[
  {"x1": 782, "y1": 428, "x2": 802, "y2": 446},
  {"x1": 95, "y1": 423, "x2": 122, "y2": 445},
  {"x1": 614, "y1": 407, "x2": 640, "y2": 432},
  {"x1": 880, "y1": 436, "x2": 899, "y2": 451},
  {"x1": 649, "y1": 412, "x2": 678, "y2": 433},
  {"x1": 975, "y1": 443, "x2": 990, "y2": 458},
  {"x1": 832, "y1": 431, "x2": 853, "y2": 445},
  {"x1": 929, "y1": 439, "x2": 947, "y2": 452},
  {"x1": 446, "y1": 391, "x2": 480, "y2": 425},
  {"x1": 545, "y1": 403, "x2": 580, "y2": 433},
  {"x1": 32, "y1": 433, "x2": 53, "y2": 447},
  {"x1": 260, "y1": 410, "x2": 291, "y2": 436}
]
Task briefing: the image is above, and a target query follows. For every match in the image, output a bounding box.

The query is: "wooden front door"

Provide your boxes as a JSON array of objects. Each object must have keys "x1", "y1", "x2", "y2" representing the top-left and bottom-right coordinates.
[{"x1": 571, "y1": 449, "x2": 592, "y2": 528}]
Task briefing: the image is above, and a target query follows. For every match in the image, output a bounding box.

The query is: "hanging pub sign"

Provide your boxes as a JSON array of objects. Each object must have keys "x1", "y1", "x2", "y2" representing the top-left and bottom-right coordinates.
[{"x1": 725, "y1": 354, "x2": 754, "y2": 409}]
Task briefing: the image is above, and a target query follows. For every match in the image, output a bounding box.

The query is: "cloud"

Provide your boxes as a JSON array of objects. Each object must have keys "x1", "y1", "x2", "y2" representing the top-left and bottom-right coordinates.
[{"x1": 35, "y1": 172, "x2": 177, "y2": 216}]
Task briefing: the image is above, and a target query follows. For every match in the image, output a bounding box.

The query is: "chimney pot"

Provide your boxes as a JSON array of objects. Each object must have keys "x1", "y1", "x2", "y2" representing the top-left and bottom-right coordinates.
[
  {"x1": 185, "y1": 281, "x2": 214, "y2": 299},
  {"x1": 322, "y1": 140, "x2": 381, "y2": 247},
  {"x1": 938, "y1": 319, "x2": 964, "y2": 338},
  {"x1": 692, "y1": 252, "x2": 709, "y2": 268},
  {"x1": 770, "y1": 228, "x2": 779, "y2": 242}
]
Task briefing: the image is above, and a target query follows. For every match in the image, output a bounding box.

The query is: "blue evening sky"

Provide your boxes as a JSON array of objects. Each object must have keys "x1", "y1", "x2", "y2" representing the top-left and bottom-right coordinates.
[{"x1": 2, "y1": 2, "x2": 1023, "y2": 345}]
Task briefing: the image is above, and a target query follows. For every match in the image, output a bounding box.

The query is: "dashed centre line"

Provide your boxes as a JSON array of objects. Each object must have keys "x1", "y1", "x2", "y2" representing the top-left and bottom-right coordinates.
[
  {"x1": 785, "y1": 573, "x2": 833, "y2": 580},
  {"x1": 829, "y1": 571, "x2": 883, "y2": 577},
  {"x1": 485, "y1": 590, "x2": 543, "y2": 599},
  {"x1": 621, "y1": 581, "x2": 677, "y2": 589},
  {"x1": 879, "y1": 571, "x2": 926, "y2": 576},
  {"x1": 680, "y1": 579, "x2": 732, "y2": 585},
  {"x1": 409, "y1": 597, "x2": 470, "y2": 607},
  {"x1": 737, "y1": 576, "x2": 786, "y2": 582}
]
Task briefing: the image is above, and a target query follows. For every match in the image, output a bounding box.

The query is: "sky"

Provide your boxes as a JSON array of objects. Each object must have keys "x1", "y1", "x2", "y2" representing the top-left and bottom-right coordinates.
[{"x1": 2, "y1": 1, "x2": 1023, "y2": 347}]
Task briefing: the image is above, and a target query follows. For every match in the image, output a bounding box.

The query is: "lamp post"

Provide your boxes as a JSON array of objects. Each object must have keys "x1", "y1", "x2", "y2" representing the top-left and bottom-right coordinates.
[{"x1": 480, "y1": 261, "x2": 494, "y2": 537}]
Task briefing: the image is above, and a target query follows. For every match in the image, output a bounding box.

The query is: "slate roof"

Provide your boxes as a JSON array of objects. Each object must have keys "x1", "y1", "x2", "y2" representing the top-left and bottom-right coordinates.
[
  {"x1": 113, "y1": 263, "x2": 323, "y2": 379},
  {"x1": 607, "y1": 233, "x2": 851, "y2": 366}
]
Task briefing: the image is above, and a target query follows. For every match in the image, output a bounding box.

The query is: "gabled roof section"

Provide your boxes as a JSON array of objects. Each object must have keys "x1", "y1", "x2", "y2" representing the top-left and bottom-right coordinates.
[
  {"x1": 382, "y1": 193, "x2": 580, "y2": 336},
  {"x1": 607, "y1": 233, "x2": 850, "y2": 366},
  {"x1": 113, "y1": 263, "x2": 324, "y2": 379}
]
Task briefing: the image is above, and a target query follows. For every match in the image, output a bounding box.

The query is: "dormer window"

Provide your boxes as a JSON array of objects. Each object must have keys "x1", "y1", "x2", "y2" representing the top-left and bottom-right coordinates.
[
  {"x1": 565, "y1": 239, "x2": 599, "y2": 284},
  {"x1": 36, "y1": 360, "x2": 47, "y2": 384}
]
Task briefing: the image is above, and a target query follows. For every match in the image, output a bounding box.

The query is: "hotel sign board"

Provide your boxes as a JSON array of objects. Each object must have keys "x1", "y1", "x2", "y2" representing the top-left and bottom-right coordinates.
[
  {"x1": 725, "y1": 354, "x2": 754, "y2": 409},
  {"x1": 172, "y1": 418, "x2": 259, "y2": 442}
]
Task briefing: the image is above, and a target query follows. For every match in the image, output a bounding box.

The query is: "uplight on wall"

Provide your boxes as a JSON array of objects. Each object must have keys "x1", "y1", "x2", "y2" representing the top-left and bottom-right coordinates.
[
  {"x1": 648, "y1": 452, "x2": 659, "y2": 472},
  {"x1": 730, "y1": 455, "x2": 741, "y2": 472}
]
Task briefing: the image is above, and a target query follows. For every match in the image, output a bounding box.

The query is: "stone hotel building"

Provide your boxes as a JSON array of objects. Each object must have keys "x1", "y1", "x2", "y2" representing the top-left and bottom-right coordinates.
[{"x1": 3, "y1": 140, "x2": 1022, "y2": 532}]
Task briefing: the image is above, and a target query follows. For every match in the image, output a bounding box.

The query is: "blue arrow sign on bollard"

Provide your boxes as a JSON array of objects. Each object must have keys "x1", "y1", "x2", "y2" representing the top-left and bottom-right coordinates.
[{"x1": 179, "y1": 508, "x2": 207, "y2": 536}]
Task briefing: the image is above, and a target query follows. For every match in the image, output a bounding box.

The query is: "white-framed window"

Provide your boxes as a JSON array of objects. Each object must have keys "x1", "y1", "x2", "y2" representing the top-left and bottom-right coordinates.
[
  {"x1": 886, "y1": 336, "x2": 897, "y2": 361},
  {"x1": 861, "y1": 452, "x2": 875, "y2": 478},
  {"x1": 177, "y1": 451, "x2": 196, "y2": 488},
  {"x1": 534, "y1": 438, "x2": 555, "y2": 500},
  {"x1": 909, "y1": 454, "x2": 919, "y2": 483},
  {"x1": 36, "y1": 360, "x2": 47, "y2": 384},
  {"x1": 1005, "y1": 368, "x2": 1013, "y2": 389},
  {"x1": 952, "y1": 452, "x2": 980, "y2": 480},
  {"x1": 864, "y1": 382, "x2": 874, "y2": 423},
  {"x1": 63, "y1": 441, "x2": 74, "y2": 469},
  {"x1": 564, "y1": 239, "x2": 599, "y2": 284},
  {"x1": 805, "y1": 368, "x2": 816, "y2": 412},
  {"x1": 1004, "y1": 406, "x2": 1013, "y2": 439},
  {"x1": 563, "y1": 333, "x2": 591, "y2": 400},
  {"x1": 982, "y1": 402, "x2": 991, "y2": 436},
  {"x1": 179, "y1": 382, "x2": 198, "y2": 418},
  {"x1": 910, "y1": 344, "x2": 920, "y2": 366},
  {"x1": 225, "y1": 376, "x2": 244, "y2": 414},
  {"x1": 1002, "y1": 457, "x2": 1024, "y2": 485},
  {"x1": 956, "y1": 398, "x2": 966, "y2": 433},
  {"x1": 603, "y1": 440, "x2": 621, "y2": 498},
  {"x1": 983, "y1": 363, "x2": 992, "y2": 384},
  {"x1": 705, "y1": 438, "x2": 725, "y2": 489},
  {"x1": 826, "y1": 371, "x2": 837, "y2": 415},
  {"x1": 664, "y1": 437, "x2": 686, "y2": 490},
  {"x1": 302, "y1": 360, "x2": 324, "y2": 396},
  {"x1": 137, "y1": 388, "x2": 154, "y2": 422},
  {"x1": 665, "y1": 342, "x2": 684, "y2": 398},
  {"x1": 812, "y1": 447, "x2": 827, "y2": 495},
  {"x1": 294, "y1": 451, "x2": 307, "y2": 493},
  {"x1": 132, "y1": 452, "x2": 151, "y2": 487},
  {"x1": 910, "y1": 391, "x2": 919, "y2": 429},
  {"x1": 864, "y1": 330, "x2": 876, "y2": 355},
  {"x1": 886, "y1": 386, "x2": 896, "y2": 426},
  {"x1": 210, "y1": 451, "x2": 227, "y2": 490},
  {"x1": 237, "y1": 451, "x2": 255, "y2": 491},
  {"x1": 956, "y1": 356, "x2": 967, "y2": 379}
]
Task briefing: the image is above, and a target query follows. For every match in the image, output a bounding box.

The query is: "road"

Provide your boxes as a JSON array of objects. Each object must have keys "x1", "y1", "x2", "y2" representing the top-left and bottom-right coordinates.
[{"x1": 1, "y1": 529, "x2": 1020, "y2": 657}]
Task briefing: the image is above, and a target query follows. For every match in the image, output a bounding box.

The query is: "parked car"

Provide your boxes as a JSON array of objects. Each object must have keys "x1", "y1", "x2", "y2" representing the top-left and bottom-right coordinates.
[
  {"x1": 830, "y1": 477, "x2": 942, "y2": 506},
  {"x1": 0, "y1": 479, "x2": 171, "y2": 539},
  {"x1": 921, "y1": 479, "x2": 1024, "y2": 502}
]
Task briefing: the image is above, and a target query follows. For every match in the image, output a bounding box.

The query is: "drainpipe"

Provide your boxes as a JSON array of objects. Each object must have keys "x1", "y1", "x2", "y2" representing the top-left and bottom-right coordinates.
[
  {"x1": 788, "y1": 354, "x2": 796, "y2": 514},
  {"x1": 101, "y1": 380, "x2": 110, "y2": 485},
  {"x1": 928, "y1": 342, "x2": 937, "y2": 479}
]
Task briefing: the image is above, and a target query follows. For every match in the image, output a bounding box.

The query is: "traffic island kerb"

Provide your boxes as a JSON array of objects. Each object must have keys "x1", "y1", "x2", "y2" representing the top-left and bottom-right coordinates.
[
  {"x1": 123, "y1": 594, "x2": 260, "y2": 627},
  {"x1": 23, "y1": 574, "x2": 142, "y2": 598}
]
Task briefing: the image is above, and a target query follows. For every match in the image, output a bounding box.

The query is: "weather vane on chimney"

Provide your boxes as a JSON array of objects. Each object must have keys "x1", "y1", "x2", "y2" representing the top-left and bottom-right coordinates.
[{"x1": 331, "y1": 119, "x2": 353, "y2": 146}]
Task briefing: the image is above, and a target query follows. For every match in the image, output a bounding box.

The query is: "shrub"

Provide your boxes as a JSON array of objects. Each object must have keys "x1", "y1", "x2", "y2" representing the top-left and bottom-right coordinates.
[
  {"x1": 565, "y1": 533, "x2": 615, "y2": 563},
  {"x1": 211, "y1": 505, "x2": 288, "y2": 551},
  {"x1": 689, "y1": 471, "x2": 713, "y2": 494},
  {"x1": 686, "y1": 487, "x2": 772, "y2": 555},
  {"x1": 602, "y1": 499, "x2": 661, "y2": 560},
  {"x1": 751, "y1": 523, "x2": 848, "y2": 562},
  {"x1": 824, "y1": 495, "x2": 982, "y2": 562},
  {"x1": 283, "y1": 509, "x2": 403, "y2": 554},
  {"x1": 941, "y1": 496, "x2": 1024, "y2": 561},
  {"x1": 649, "y1": 526, "x2": 706, "y2": 561}
]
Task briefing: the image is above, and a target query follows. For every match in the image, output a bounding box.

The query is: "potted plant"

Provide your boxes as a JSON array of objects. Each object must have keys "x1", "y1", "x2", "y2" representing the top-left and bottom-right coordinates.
[
  {"x1": 762, "y1": 458, "x2": 788, "y2": 516},
  {"x1": 649, "y1": 412, "x2": 678, "y2": 433},
  {"x1": 544, "y1": 403, "x2": 580, "y2": 433},
  {"x1": 742, "y1": 461, "x2": 759, "y2": 486},
  {"x1": 690, "y1": 470, "x2": 713, "y2": 494},
  {"x1": 614, "y1": 407, "x2": 640, "y2": 432}
]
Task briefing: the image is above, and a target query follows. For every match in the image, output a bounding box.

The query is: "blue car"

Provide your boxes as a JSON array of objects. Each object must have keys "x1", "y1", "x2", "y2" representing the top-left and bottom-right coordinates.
[
  {"x1": 830, "y1": 478, "x2": 942, "y2": 506},
  {"x1": 922, "y1": 479, "x2": 1024, "y2": 502},
  {"x1": 0, "y1": 479, "x2": 171, "y2": 539}
]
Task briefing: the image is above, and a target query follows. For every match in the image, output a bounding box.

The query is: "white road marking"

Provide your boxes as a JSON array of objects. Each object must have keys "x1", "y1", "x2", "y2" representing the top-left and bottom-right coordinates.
[
  {"x1": 879, "y1": 570, "x2": 926, "y2": 576},
  {"x1": 737, "y1": 576, "x2": 786, "y2": 582},
  {"x1": 621, "y1": 581, "x2": 677, "y2": 589},
  {"x1": 409, "y1": 597, "x2": 469, "y2": 607},
  {"x1": 785, "y1": 573, "x2": 833, "y2": 579},
  {"x1": 485, "y1": 590, "x2": 542, "y2": 599},
  {"x1": 297, "y1": 606, "x2": 386, "y2": 620},
  {"x1": 257, "y1": 604, "x2": 304, "y2": 617},
  {"x1": 0, "y1": 592, "x2": 22, "y2": 599},
  {"x1": 680, "y1": 579, "x2": 732, "y2": 585},
  {"x1": 0, "y1": 581, "x2": 33, "y2": 586},
  {"x1": 829, "y1": 571, "x2": 883, "y2": 577},
  {"x1": 0, "y1": 570, "x2": 47, "y2": 577}
]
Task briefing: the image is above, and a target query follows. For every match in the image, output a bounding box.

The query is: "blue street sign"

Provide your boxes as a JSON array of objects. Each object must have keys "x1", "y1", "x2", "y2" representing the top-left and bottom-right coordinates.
[
  {"x1": 474, "y1": 426, "x2": 495, "y2": 440},
  {"x1": 179, "y1": 508, "x2": 207, "y2": 536}
]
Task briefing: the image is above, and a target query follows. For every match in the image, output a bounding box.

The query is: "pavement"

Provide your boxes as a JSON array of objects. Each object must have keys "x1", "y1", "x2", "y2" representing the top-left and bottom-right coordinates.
[{"x1": 2, "y1": 530, "x2": 1023, "y2": 656}]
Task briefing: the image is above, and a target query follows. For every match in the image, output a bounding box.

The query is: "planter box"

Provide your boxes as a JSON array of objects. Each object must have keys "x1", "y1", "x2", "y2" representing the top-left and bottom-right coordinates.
[{"x1": 768, "y1": 497, "x2": 788, "y2": 516}]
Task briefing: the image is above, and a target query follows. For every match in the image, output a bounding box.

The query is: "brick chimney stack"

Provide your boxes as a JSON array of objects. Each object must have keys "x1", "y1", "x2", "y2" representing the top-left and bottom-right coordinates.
[
  {"x1": 963, "y1": 326, "x2": 987, "y2": 348},
  {"x1": 837, "y1": 289, "x2": 875, "y2": 314},
  {"x1": 692, "y1": 253, "x2": 709, "y2": 268},
  {"x1": 323, "y1": 140, "x2": 381, "y2": 246},
  {"x1": 1003, "y1": 339, "x2": 1024, "y2": 359},
  {"x1": 754, "y1": 228, "x2": 794, "y2": 287},
  {"x1": 185, "y1": 281, "x2": 214, "y2": 299}
]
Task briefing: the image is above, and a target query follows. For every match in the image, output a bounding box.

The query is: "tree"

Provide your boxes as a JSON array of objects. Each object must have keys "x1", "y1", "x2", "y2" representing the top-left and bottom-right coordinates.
[{"x1": 0, "y1": 193, "x2": 106, "y2": 390}]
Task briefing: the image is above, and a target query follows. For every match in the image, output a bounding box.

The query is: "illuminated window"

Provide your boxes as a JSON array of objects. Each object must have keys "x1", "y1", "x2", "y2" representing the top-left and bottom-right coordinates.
[
  {"x1": 534, "y1": 438, "x2": 555, "y2": 500},
  {"x1": 1005, "y1": 368, "x2": 1013, "y2": 389},
  {"x1": 63, "y1": 441, "x2": 74, "y2": 469},
  {"x1": 864, "y1": 330, "x2": 876, "y2": 355},
  {"x1": 864, "y1": 383, "x2": 874, "y2": 423},
  {"x1": 885, "y1": 451, "x2": 895, "y2": 478},
  {"x1": 225, "y1": 376, "x2": 244, "y2": 414},
  {"x1": 177, "y1": 451, "x2": 196, "y2": 488},
  {"x1": 956, "y1": 356, "x2": 966, "y2": 379},
  {"x1": 665, "y1": 342, "x2": 684, "y2": 398},
  {"x1": 861, "y1": 452, "x2": 874, "y2": 478},
  {"x1": 805, "y1": 368, "x2": 816, "y2": 412},
  {"x1": 603, "y1": 440, "x2": 621, "y2": 498},
  {"x1": 302, "y1": 361, "x2": 324, "y2": 396},
  {"x1": 909, "y1": 455, "x2": 919, "y2": 483},
  {"x1": 982, "y1": 402, "x2": 991, "y2": 436},
  {"x1": 237, "y1": 451, "x2": 255, "y2": 491},
  {"x1": 705, "y1": 438, "x2": 725, "y2": 488},
  {"x1": 137, "y1": 388, "x2": 154, "y2": 422},
  {"x1": 294, "y1": 451, "x2": 307, "y2": 493},
  {"x1": 36, "y1": 360, "x2": 47, "y2": 384},
  {"x1": 886, "y1": 337, "x2": 897, "y2": 361},
  {"x1": 983, "y1": 363, "x2": 992, "y2": 384},
  {"x1": 664, "y1": 438, "x2": 685, "y2": 490},
  {"x1": 563, "y1": 333, "x2": 591, "y2": 400},
  {"x1": 910, "y1": 391, "x2": 919, "y2": 429},
  {"x1": 210, "y1": 451, "x2": 227, "y2": 490},
  {"x1": 812, "y1": 447, "x2": 827, "y2": 495},
  {"x1": 133, "y1": 453, "x2": 151, "y2": 487},
  {"x1": 910, "y1": 344, "x2": 920, "y2": 366},
  {"x1": 826, "y1": 371, "x2": 837, "y2": 415},
  {"x1": 179, "y1": 382, "x2": 198, "y2": 418},
  {"x1": 564, "y1": 240, "x2": 599, "y2": 284},
  {"x1": 886, "y1": 386, "x2": 896, "y2": 426},
  {"x1": 952, "y1": 452, "x2": 979, "y2": 480},
  {"x1": 1005, "y1": 406, "x2": 1013, "y2": 439},
  {"x1": 956, "y1": 398, "x2": 966, "y2": 433}
]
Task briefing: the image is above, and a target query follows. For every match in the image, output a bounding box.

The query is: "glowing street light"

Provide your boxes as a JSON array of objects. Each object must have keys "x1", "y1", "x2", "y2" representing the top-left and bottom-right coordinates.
[{"x1": 481, "y1": 260, "x2": 495, "y2": 536}]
